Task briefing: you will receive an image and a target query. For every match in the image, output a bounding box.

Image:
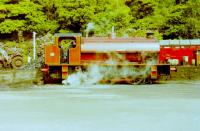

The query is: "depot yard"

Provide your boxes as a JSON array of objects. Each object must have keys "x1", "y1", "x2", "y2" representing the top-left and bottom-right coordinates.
[
  {"x1": 0, "y1": 83, "x2": 200, "y2": 131},
  {"x1": 0, "y1": 66, "x2": 200, "y2": 131}
]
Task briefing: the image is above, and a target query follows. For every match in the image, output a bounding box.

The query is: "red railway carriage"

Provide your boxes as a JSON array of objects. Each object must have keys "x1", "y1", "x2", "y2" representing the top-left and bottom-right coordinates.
[{"x1": 159, "y1": 40, "x2": 200, "y2": 65}]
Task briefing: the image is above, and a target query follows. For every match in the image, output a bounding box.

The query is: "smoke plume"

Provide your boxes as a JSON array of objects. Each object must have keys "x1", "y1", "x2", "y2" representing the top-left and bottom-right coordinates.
[{"x1": 62, "y1": 53, "x2": 157, "y2": 86}]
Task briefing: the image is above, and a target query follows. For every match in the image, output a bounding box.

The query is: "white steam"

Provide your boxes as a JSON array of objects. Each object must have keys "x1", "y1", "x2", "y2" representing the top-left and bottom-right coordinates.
[{"x1": 63, "y1": 53, "x2": 157, "y2": 86}]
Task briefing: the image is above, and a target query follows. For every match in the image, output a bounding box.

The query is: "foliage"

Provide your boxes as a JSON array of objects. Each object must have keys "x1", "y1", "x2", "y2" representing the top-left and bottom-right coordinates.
[
  {"x1": 0, "y1": 19, "x2": 25, "y2": 33},
  {"x1": 92, "y1": 0, "x2": 132, "y2": 36},
  {"x1": 0, "y1": 0, "x2": 199, "y2": 39}
]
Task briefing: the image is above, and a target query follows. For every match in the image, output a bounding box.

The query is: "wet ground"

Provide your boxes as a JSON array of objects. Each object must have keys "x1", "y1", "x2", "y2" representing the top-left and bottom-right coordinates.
[{"x1": 0, "y1": 82, "x2": 200, "y2": 131}]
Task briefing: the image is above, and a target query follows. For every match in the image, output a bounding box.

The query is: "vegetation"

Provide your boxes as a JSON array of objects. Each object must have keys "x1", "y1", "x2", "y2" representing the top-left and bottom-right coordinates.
[{"x1": 0, "y1": 0, "x2": 199, "y2": 40}]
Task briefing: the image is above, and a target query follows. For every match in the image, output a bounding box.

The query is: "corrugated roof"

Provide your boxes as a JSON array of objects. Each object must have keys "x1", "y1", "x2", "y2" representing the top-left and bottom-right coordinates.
[{"x1": 159, "y1": 39, "x2": 200, "y2": 45}]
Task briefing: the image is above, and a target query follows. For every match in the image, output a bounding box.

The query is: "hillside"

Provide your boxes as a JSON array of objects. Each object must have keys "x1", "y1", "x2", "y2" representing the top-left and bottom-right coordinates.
[{"x1": 0, "y1": 0, "x2": 199, "y2": 40}]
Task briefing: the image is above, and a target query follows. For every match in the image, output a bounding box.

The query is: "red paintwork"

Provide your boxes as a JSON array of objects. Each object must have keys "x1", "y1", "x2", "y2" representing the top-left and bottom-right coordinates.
[
  {"x1": 81, "y1": 45, "x2": 200, "y2": 65},
  {"x1": 80, "y1": 37, "x2": 159, "y2": 64},
  {"x1": 159, "y1": 46, "x2": 198, "y2": 65},
  {"x1": 81, "y1": 52, "x2": 145, "y2": 63}
]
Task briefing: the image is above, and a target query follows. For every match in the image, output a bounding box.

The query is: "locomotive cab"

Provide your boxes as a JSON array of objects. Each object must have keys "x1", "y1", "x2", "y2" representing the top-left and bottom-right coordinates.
[
  {"x1": 45, "y1": 33, "x2": 81, "y2": 65},
  {"x1": 43, "y1": 34, "x2": 81, "y2": 83}
]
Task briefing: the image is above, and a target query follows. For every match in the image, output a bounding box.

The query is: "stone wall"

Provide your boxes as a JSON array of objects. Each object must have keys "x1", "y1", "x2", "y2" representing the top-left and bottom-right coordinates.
[
  {"x1": 0, "y1": 70, "x2": 37, "y2": 87},
  {"x1": 1, "y1": 66, "x2": 200, "y2": 87}
]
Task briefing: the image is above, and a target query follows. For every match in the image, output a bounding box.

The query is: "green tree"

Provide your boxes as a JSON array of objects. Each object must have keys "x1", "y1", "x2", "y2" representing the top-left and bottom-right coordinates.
[
  {"x1": 91, "y1": 0, "x2": 132, "y2": 36},
  {"x1": 55, "y1": 0, "x2": 96, "y2": 33},
  {"x1": 159, "y1": 0, "x2": 200, "y2": 39},
  {"x1": 0, "y1": 0, "x2": 200, "y2": 40},
  {"x1": 0, "y1": 0, "x2": 58, "y2": 40}
]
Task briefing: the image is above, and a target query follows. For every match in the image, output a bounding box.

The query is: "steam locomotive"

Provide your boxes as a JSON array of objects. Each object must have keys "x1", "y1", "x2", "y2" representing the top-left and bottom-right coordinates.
[{"x1": 41, "y1": 33, "x2": 170, "y2": 84}]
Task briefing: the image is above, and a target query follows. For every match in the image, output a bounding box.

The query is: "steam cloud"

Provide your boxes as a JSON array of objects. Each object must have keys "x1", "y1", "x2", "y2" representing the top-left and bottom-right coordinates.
[{"x1": 62, "y1": 53, "x2": 157, "y2": 86}]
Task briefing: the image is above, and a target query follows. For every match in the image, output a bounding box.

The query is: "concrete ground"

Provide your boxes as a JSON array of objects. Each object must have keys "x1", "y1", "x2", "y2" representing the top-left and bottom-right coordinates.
[{"x1": 0, "y1": 82, "x2": 200, "y2": 131}]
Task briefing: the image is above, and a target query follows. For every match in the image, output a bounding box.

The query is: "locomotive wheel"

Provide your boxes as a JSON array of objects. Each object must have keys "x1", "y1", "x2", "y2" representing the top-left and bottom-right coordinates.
[
  {"x1": 43, "y1": 72, "x2": 62, "y2": 84},
  {"x1": 110, "y1": 77, "x2": 133, "y2": 84},
  {"x1": 131, "y1": 77, "x2": 144, "y2": 85},
  {"x1": 43, "y1": 75, "x2": 62, "y2": 84},
  {"x1": 11, "y1": 56, "x2": 24, "y2": 69}
]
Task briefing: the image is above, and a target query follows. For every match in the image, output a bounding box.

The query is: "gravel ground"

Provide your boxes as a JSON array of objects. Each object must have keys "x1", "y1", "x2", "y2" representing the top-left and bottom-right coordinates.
[{"x1": 0, "y1": 82, "x2": 200, "y2": 131}]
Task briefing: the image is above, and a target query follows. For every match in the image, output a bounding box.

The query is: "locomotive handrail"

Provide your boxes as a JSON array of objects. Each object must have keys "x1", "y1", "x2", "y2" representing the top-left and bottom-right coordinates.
[{"x1": 47, "y1": 63, "x2": 169, "y2": 66}]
